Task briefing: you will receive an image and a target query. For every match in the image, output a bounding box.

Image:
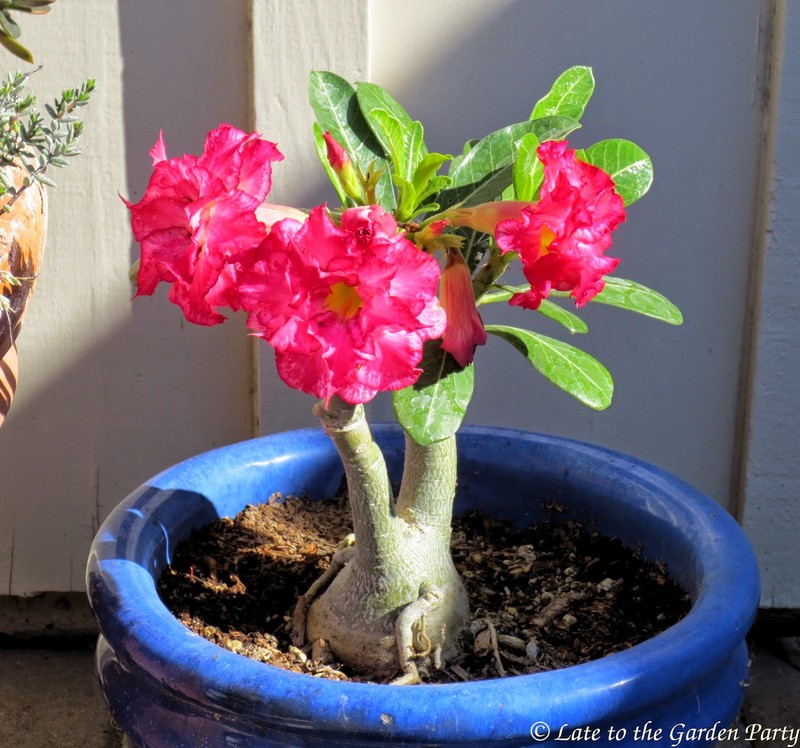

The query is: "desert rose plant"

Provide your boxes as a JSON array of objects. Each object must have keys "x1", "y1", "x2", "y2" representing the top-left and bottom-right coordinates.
[{"x1": 124, "y1": 67, "x2": 682, "y2": 682}]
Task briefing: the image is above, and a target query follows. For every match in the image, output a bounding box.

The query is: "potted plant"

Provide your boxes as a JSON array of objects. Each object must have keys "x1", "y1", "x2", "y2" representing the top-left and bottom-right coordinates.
[
  {"x1": 0, "y1": 0, "x2": 94, "y2": 424},
  {"x1": 88, "y1": 67, "x2": 759, "y2": 746}
]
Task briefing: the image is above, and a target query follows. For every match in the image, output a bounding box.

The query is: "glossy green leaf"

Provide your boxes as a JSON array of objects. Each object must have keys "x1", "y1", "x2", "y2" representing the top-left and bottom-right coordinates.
[
  {"x1": 393, "y1": 340, "x2": 475, "y2": 445},
  {"x1": 580, "y1": 139, "x2": 653, "y2": 206},
  {"x1": 513, "y1": 132, "x2": 542, "y2": 202},
  {"x1": 531, "y1": 66, "x2": 595, "y2": 121},
  {"x1": 356, "y1": 81, "x2": 427, "y2": 176},
  {"x1": 412, "y1": 152, "x2": 452, "y2": 195},
  {"x1": 440, "y1": 116, "x2": 579, "y2": 210},
  {"x1": 476, "y1": 286, "x2": 523, "y2": 305},
  {"x1": 368, "y1": 109, "x2": 425, "y2": 185},
  {"x1": 536, "y1": 299, "x2": 588, "y2": 334},
  {"x1": 585, "y1": 277, "x2": 683, "y2": 324},
  {"x1": 391, "y1": 174, "x2": 416, "y2": 222},
  {"x1": 478, "y1": 287, "x2": 587, "y2": 333},
  {"x1": 308, "y1": 72, "x2": 394, "y2": 209},
  {"x1": 486, "y1": 325, "x2": 613, "y2": 410},
  {"x1": 413, "y1": 174, "x2": 451, "y2": 208}
]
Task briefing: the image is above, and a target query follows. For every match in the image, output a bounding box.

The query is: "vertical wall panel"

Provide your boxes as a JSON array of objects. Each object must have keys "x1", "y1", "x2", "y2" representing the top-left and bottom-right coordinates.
[
  {"x1": 742, "y1": 1, "x2": 800, "y2": 609},
  {"x1": 250, "y1": 0, "x2": 371, "y2": 434},
  {"x1": 0, "y1": 0, "x2": 253, "y2": 594}
]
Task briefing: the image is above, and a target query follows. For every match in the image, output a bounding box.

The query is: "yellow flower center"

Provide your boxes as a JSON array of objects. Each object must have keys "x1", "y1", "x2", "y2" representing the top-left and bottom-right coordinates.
[
  {"x1": 325, "y1": 281, "x2": 363, "y2": 321},
  {"x1": 540, "y1": 226, "x2": 556, "y2": 257}
]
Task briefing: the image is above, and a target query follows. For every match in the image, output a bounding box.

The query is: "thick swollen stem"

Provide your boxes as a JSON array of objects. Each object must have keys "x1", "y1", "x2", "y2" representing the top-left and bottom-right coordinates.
[
  {"x1": 305, "y1": 398, "x2": 470, "y2": 678},
  {"x1": 312, "y1": 397, "x2": 400, "y2": 568},
  {"x1": 396, "y1": 433, "x2": 457, "y2": 529}
]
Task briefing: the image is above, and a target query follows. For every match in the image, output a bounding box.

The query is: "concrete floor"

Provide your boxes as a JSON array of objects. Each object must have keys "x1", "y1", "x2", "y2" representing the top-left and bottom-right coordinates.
[
  {"x1": 0, "y1": 632, "x2": 798, "y2": 747},
  {"x1": 0, "y1": 642, "x2": 121, "y2": 748}
]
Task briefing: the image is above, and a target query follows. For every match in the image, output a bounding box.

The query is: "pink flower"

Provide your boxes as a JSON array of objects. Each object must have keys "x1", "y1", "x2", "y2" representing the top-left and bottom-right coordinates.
[
  {"x1": 236, "y1": 205, "x2": 446, "y2": 405},
  {"x1": 494, "y1": 140, "x2": 625, "y2": 309},
  {"x1": 125, "y1": 124, "x2": 283, "y2": 325},
  {"x1": 439, "y1": 248, "x2": 486, "y2": 367}
]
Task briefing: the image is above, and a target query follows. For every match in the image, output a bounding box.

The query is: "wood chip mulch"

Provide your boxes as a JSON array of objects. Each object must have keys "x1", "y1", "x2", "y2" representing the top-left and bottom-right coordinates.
[{"x1": 157, "y1": 495, "x2": 690, "y2": 684}]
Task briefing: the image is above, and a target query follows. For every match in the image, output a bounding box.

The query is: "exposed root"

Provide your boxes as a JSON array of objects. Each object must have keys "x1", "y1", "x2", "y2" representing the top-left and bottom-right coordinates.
[
  {"x1": 485, "y1": 619, "x2": 506, "y2": 677},
  {"x1": 291, "y1": 543, "x2": 355, "y2": 647},
  {"x1": 394, "y1": 585, "x2": 443, "y2": 682},
  {"x1": 390, "y1": 665, "x2": 422, "y2": 685}
]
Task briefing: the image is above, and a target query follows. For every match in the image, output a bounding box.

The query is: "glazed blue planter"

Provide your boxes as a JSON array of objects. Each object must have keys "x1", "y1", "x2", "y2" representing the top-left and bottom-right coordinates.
[{"x1": 87, "y1": 426, "x2": 759, "y2": 747}]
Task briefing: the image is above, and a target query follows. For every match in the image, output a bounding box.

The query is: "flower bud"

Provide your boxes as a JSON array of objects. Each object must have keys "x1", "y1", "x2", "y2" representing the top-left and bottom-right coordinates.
[
  {"x1": 323, "y1": 131, "x2": 363, "y2": 203},
  {"x1": 412, "y1": 219, "x2": 463, "y2": 252},
  {"x1": 445, "y1": 201, "x2": 531, "y2": 235},
  {"x1": 439, "y1": 248, "x2": 487, "y2": 367}
]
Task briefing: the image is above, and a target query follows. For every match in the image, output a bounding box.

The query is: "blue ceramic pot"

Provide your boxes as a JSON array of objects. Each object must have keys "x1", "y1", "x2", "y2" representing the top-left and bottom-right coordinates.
[{"x1": 87, "y1": 426, "x2": 759, "y2": 747}]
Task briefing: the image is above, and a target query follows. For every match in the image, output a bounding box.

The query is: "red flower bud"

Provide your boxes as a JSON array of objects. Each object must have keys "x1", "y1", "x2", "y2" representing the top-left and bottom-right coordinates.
[
  {"x1": 439, "y1": 248, "x2": 487, "y2": 367},
  {"x1": 323, "y1": 131, "x2": 362, "y2": 202}
]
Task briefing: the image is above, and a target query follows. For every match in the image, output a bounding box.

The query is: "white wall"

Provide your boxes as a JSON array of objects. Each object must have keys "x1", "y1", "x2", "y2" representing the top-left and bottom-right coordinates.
[
  {"x1": 0, "y1": 0, "x2": 254, "y2": 594},
  {"x1": 0, "y1": 1, "x2": 793, "y2": 606},
  {"x1": 369, "y1": 0, "x2": 767, "y2": 508},
  {"x1": 742, "y1": 0, "x2": 800, "y2": 609}
]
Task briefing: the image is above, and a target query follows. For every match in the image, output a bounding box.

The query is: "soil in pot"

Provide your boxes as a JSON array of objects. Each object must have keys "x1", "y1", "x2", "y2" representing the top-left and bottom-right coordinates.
[{"x1": 158, "y1": 495, "x2": 690, "y2": 684}]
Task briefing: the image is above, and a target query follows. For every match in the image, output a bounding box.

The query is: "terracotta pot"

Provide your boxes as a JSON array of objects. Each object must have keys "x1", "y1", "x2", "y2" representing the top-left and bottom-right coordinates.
[
  {"x1": 87, "y1": 426, "x2": 760, "y2": 747},
  {"x1": 0, "y1": 165, "x2": 48, "y2": 426}
]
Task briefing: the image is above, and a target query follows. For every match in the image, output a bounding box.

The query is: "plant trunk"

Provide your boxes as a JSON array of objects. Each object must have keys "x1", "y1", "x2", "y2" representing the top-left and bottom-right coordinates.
[{"x1": 305, "y1": 398, "x2": 469, "y2": 678}]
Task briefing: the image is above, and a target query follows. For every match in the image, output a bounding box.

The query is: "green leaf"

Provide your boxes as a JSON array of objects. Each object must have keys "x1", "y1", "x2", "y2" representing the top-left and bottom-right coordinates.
[
  {"x1": 0, "y1": 27, "x2": 31, "y2": 63},
  {"x1": 486, "y1": 325, "x2": 613, "y2": 410},
  {"x1": 512, "y1": 132, "x2": 542, "y2": 202},
  {"x1": 308, "y1": 71, "x2": 394, "y2": 209},
  {"x1": 33, "y1": 171, "x2": 56, "y2": 187},
  {"x1": 412, "y1": 151, "x2": 451, "y2": 195},
  {"x1": 8, "y1": 0, "x2": 54, "y2": 13},
  {"x1": 580, "y1": 139, "x2": 653, "y2": 206},
  {"x1": 367, "y1": 108, "x2": 424, "y2": 185},
  {"x1": 393, "y1": 339, "x2": 475, "y2": 445},
  {"x1": 531, "y1": 66, "x2": 595, "y2": 121},
  {"x1": 440, "y1": 116, "x2": 580, "y2": 210},
  {"x1": 413, "y1": 174, "x2": 451, "y2": 207},
  {"x1": 585, "y1": 276, "x2": 683, "y2": 324},
  {"x1": 312, "y1": 123, "x2": 348, "y2": 204},
  {"x1": 356, "y1": 81, "x2": 421, "y2": 133},
  {"x1": 391, "y1": 173, "x2": 416, "y2": 222},
  {"x1": 480, "y1": 287, "x2": 586, "y2": 334},
  {"x1": 536, "y1": 299, "x2": 588, "y2": 334},
  {"x1": 0, "y1": 9, "x2": 21, "y2": 39},
  {"x1": 356, "y1": 81, "x2": 427, "y2": 178}
]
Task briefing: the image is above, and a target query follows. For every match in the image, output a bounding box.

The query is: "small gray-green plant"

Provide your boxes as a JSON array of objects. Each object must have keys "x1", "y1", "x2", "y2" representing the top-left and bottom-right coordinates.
[
  {"x1": 0, "y1": 67, "x2": 94, "y2": 209},
  {"x1": 0, "y1": 67, "x2": 93, "y2": 325}
]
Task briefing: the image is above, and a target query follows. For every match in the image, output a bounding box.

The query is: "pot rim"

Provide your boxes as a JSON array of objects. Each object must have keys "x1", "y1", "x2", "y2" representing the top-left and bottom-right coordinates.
[{"x1": 87, "y1": 425, "x2": 760, "y2": 743}]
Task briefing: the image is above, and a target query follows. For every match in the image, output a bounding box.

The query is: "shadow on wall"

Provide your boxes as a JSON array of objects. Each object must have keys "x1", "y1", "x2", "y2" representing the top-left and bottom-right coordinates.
[{"x1": 0, "y1": 1, "x2": 260, "y2": 593}]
